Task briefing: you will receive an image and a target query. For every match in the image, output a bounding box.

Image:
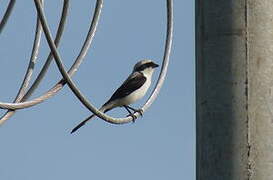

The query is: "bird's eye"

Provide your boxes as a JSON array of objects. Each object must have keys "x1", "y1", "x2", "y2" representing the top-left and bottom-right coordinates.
[
  {"x1": 135, "y1": 62, "x2": 154, "y2": 71},
  {"x1": 135, "y1": 64, "x2": 147, "y2": 71}
]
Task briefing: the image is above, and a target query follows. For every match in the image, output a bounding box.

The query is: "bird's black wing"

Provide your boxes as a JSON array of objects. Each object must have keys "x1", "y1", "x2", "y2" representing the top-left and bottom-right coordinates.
[{"x1": 104, "y1": 72, "x2": 146, "y2": 104}]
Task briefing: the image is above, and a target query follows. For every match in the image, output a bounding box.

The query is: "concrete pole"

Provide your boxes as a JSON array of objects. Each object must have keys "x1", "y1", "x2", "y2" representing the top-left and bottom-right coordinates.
[{"x1": 196, "y1": 0, "x2": 273, "y2": 180}]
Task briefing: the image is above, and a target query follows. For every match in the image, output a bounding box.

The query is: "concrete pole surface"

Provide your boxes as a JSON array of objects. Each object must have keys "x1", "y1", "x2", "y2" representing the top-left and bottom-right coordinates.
[{"x1": 196, "y1": 0, "x2": 273, "y2": 180}]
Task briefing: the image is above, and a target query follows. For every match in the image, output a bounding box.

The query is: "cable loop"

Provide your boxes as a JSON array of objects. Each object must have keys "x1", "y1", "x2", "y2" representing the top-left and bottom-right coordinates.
[{"x1": 0, "y1": 0, "x2": 100, "y2": 124}]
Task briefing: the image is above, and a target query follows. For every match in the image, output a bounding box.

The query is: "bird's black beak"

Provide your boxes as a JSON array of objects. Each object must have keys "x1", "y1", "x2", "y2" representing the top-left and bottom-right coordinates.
[{"x1": 152, "y1": 62, "x2": 159, "y2": 68}]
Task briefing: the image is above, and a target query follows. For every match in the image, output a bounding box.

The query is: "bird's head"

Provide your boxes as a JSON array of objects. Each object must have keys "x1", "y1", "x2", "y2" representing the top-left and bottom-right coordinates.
[{"x1": 133, "y1": 59, "x2": 159, "y2": 75}]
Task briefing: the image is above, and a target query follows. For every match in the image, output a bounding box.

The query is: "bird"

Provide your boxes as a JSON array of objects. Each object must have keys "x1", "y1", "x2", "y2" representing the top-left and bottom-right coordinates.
[{"x1": 70, "y1": 59, "x2": 159, "y2": 134}]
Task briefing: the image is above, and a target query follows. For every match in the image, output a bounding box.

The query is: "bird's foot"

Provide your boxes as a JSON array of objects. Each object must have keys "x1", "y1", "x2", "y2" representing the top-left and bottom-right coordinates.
[
  {"x1": 134, "y1": 108, "x2": 143, "y2": 117},
  {"x1": 126, "y1": 106, "x2": 143, "y2": 115},
  {"x1": 127, "y1": 113, "x2": 137, "y2": 123}
]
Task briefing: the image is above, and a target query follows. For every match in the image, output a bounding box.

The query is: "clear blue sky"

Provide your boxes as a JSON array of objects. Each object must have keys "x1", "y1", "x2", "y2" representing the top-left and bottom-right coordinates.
[{"x1": 0, "y1": 1, "x2": 195, "y2": 179}]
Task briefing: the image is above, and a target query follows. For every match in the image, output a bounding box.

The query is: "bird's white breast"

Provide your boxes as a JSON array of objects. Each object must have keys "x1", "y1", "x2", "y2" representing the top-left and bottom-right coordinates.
[{"x1": 122, "y1": 77, "x2": 151, "y2": 105}]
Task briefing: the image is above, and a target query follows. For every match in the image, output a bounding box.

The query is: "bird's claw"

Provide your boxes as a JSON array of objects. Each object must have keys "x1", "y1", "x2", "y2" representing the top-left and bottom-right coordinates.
[
  {"x1": 135, "y1": 109, "x2": 143, "y2": 117},
  {"x1": 127, "y1": 113, "x2": 137, "y2": 123},
  {"x1": 126, "y1": 109, "x2": 143, "y2": 123}
]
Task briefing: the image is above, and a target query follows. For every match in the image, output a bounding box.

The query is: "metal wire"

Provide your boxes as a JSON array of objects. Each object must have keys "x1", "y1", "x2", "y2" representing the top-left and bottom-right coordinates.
[
  {"x1": 0, "y1": 0, "x2": 101, "y2": 111},
  {"x1": 142, "y1": 0, "x2": 173, "y2": 111},
  {"x1": 23, "y1": 0, "x2": 69, "y2": 101},
  {"x1": 0, "y1": 10, "x2": 43, "y2": 123},
  {"x1": 0, "y1": 0, "x2": 16, "y2": 34},
  {"x1": 0, "y1": 0, "x2": 173, "y2": 125},
  {"x1": 0, "y1": 0, "x2": 64, "y2": 124}
]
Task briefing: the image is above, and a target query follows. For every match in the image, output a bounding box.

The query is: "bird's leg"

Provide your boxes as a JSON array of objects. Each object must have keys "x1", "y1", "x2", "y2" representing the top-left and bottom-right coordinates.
[
  {"x1": 125, "y1": 105, "x2": 143, "y2": 117},
  {"x1": 124, "y1": 106, "x2": 137, "y2": 122}
]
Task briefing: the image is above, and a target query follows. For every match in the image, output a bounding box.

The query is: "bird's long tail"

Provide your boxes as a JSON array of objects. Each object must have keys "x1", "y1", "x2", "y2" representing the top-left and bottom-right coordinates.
[
  {"x1": 70, "y1": 105, "x2": 111, "y2": 134},
  {"x1": 70, "y1": 114, "x2": 95, "y2": 134}
]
